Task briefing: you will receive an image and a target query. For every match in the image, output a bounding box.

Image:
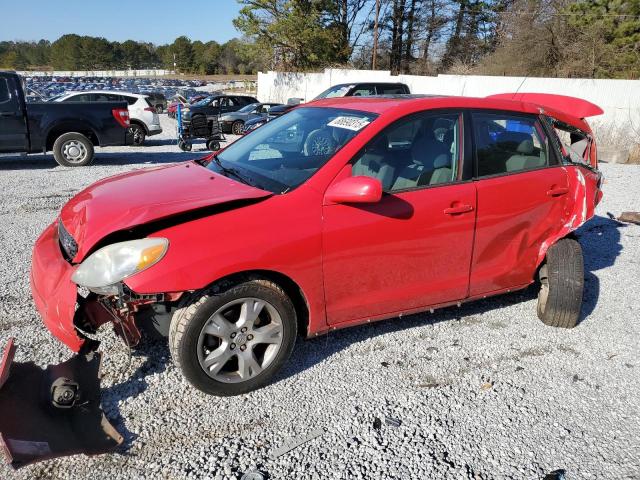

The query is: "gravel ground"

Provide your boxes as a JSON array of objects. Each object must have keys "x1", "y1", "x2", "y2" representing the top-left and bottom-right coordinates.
[{"x1": 0, "y1": 114, "x2": 639, "y2": 480}]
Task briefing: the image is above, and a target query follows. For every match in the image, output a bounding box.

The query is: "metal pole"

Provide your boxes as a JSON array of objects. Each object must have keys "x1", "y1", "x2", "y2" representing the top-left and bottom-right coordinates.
[{"x1": 372, "y1": 0, "x2": 380, "y2": 69}]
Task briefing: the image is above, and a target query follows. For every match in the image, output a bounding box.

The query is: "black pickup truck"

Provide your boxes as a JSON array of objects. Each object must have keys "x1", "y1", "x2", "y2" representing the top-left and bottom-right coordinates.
[{"x1": 0, "y1": 71, "x2": 130, "y2": 166}]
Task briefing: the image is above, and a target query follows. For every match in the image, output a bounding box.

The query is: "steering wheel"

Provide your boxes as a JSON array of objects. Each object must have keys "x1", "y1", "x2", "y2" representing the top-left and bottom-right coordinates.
[{"x1": 303, "y1": 129, "x2": 336, "y2": 156}]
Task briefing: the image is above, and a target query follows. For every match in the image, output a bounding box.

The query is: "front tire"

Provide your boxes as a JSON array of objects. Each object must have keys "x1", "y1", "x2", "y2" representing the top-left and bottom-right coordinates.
[
  {"x1": 231, "y1": 120, "x2": 244, "y2": 135},
  {"x1": 52, "y1": 132, "x2": 94, "y2": 167},
  {"x1": 169, "y1": 279, "x2": 298, "y2": 396},
  {"x1": 537, "y1": 238, "x2": 584, "y2": 328}
]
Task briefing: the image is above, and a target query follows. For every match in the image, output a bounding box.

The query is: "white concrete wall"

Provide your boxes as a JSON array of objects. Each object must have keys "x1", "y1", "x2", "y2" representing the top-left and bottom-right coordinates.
[{"x1": 257, "y1": 68, "x2": 640, "y2": 155}]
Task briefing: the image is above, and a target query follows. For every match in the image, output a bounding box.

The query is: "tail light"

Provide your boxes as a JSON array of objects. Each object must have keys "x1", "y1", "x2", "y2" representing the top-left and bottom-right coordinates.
[
  {"x1": 112, "y1": 108, "x2": 130, "y2": 128},
  {"x1": 144, "y1": 107, "x2": 156, "y2": 113}
]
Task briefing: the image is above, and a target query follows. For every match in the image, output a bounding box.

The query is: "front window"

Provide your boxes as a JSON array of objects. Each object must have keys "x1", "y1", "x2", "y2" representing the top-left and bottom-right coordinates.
[
  {"x1": 193, "y1": 96, "x2": 215, "y2": 107},
  {"x1": 207, "y1": 107, "x2": 378, "y2": 193},
  {"x1": 351, "y1": 112, "x2": 462, "y2": 191},
  {"x1": 314, "y1": 85, "x2": 353, "y2": 100},
  {"x1": 238, "y1": 103, "x2": 260, "y2": 113}
]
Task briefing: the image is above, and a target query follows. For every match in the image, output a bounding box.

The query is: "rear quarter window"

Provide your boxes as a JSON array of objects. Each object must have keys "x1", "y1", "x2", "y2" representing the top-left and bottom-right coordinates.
[{"x1": 123, "y1": 96, "x2": 138, "y2": 106}]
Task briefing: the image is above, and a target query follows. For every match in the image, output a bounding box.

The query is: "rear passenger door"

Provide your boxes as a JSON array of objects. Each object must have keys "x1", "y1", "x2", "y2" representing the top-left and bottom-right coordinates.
[
  {"x1": 322, "y1": 110, "x2": 477, "y2": 324},
  {"x1": 469, "y1": 111, "x2": 570, "y2": 296}
]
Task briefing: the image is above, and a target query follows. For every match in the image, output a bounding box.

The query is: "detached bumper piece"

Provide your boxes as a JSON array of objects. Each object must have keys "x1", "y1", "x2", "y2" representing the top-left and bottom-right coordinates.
[{"x1": 0, "y1": 339, "x2": 123, "y2": 469}]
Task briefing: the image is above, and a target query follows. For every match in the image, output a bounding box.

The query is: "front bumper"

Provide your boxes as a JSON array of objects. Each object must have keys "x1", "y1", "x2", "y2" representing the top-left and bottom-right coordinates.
[{"x1": 30, "y1": 223, "x2": 84, "y2": 352}]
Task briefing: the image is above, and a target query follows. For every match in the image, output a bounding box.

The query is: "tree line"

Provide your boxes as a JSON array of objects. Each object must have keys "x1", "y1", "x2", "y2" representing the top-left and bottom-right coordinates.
[
  {"x1": 0, "y1": 35, "x2": 260, "y2": 74},
  {"x1": 234, "y1": 0, "x2": 640, "y2": 79},
  {"x1": 1, "y1": 0, "x2": 638, "y2": 78}
]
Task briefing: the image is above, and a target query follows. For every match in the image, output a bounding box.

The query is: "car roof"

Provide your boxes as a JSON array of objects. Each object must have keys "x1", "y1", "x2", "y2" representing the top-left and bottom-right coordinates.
[
  {"x1": 331, "y1": 82, "x2": 408, "y2": 88},
  {"x1": 307, "y1": 95, "x2": 591, "y2": 132},
  {"x1": 61, "y1": 90, "x2": 144, "y2": 98}
]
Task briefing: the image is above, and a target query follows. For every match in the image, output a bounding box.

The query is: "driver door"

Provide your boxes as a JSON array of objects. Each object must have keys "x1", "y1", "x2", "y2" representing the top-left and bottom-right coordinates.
[{"x1": 321, "y1": 111, "x2": 477, "y2": 324}]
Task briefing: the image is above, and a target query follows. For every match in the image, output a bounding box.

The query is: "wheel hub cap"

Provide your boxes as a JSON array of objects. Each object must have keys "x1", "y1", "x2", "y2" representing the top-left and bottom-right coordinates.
[{"x1": 62, "y1": 140, "x2": 87, "y2": 162}]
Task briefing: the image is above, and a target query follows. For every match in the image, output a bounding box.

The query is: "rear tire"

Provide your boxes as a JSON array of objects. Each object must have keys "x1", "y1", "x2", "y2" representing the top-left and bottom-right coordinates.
[
  {"x1": 128, "y1": 124, "x2": 146, "y2": 146},
  {"x1": 155, "y1": 105, "x2": 164, "y2": 114},
  {"x1": 169, "y1": 278, "x2": 297, "y2": 396},
  {"x1": 537, "y1": 238, "x2": 584, "y2": 328},
  {"x1": 207, "y1": 140, "x2": 221, "y2": 151},
  {"x1": 52, "y1": 132, "x2": 94, "y2": 167}
]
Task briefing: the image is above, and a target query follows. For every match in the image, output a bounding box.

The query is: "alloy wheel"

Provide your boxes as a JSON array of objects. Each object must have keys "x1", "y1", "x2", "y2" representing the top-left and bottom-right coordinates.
[{"x1": 196, "y1": 297, "x2": 284, "y2": 383}]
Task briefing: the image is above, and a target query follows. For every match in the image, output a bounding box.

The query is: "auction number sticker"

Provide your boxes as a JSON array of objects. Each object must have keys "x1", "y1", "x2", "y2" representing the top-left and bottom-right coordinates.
[{"x1": 328, "y1": 116, "x2": 371, "y2": 131}]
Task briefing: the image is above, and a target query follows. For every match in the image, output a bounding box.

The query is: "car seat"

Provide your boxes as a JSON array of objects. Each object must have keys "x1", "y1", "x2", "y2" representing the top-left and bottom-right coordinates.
[
  {"x1": 352, "y1": 135, "x2": 395, "y2": 190},
  {"x1": 505, "y1": 138, "x2": 546, "y2": 172}
]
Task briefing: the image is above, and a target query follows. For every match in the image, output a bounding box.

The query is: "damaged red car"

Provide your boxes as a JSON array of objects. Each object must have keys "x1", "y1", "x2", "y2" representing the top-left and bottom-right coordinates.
[{"x1": 30, "y1": 94, "x2": 603, "y2": 396}]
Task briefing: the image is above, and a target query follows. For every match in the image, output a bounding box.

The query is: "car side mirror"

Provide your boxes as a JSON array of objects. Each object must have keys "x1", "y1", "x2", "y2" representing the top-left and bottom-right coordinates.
[{"x1": 325, "y1": 176, "x2": 382, "y2": 205}]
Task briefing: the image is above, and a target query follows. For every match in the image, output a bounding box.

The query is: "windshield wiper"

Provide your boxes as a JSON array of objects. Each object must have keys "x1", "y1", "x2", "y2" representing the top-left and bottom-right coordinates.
[{"x1": 211, "y1": 155, "x2": 260, "y2": 189}]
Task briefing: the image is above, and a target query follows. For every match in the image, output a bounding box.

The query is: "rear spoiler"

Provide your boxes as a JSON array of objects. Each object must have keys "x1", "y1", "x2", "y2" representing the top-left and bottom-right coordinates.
[{"x1": 486, "y1": 93, "x2": 604, "y2": 119}]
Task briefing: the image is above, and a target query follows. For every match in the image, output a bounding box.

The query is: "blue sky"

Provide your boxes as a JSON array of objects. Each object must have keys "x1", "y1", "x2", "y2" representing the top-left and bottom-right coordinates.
[{"x1": 2, "y1": 0, "x2": 243, "y2": 45}]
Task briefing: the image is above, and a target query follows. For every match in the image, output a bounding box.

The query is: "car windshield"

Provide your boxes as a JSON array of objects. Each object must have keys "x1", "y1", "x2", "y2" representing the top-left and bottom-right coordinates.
[
  {"x1": 193, "y1": 96, "x2": 216, "y2": 107},
  {"x1": 314, "y1": 85, "x2": 353, "y2": 100},
  {"x1": 207, "y1": 107, "x2": 377, "y2": 193},
  {"x1": 238, "y1": 103, "x2": 260, "y2": 113}
]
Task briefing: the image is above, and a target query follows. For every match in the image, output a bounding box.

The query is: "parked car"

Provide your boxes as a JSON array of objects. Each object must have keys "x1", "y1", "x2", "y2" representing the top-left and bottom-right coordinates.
[
  {"x1": 145, "y1": 92, "x2": 167, "y2": 114},
  {"x1": 31, "y1": 93, "x2": 603, "y2": 396},
  {"x1": 313, "y1": 82, "x2": 411, "y2": 99},
  {"x1": 54, "y1": 90, "x2": 161, "y2": 146},
  {"x1": 167, "y1": 94, "x2": 209, "y2": 118},
  {"x1": 0, "y1": 71, "x2": 130, "y2": 167},
  {"x1": 181, "y1": 94, "x2": 259, "y2": 138},
  {"x1": 242, "y1": 103, "x2": 297, "y2": 134},
  {"x1": 219, "y1": 102, "x2": 281, "y2": 134}
]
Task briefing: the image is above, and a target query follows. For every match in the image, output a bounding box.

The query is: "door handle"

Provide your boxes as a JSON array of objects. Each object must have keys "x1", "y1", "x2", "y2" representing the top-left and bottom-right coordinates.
[
  {"x1": 444, "y1": 204, "x2": 474, "y2": 215},
  {"x1": 546, "y1": 187, "x2": 569, "y2": 197}
]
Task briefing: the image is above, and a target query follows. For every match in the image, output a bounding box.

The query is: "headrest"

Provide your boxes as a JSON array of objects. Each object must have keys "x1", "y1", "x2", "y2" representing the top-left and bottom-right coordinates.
[
  {"x1": 497, "y1": 131, "x2": 531, "y2": 150},
  {"x1": 433, "y1": 154, "x2": 450, "y2": 169},
  {"x1": 517, "y1": 139, "x2": 534, "y2": 154}
]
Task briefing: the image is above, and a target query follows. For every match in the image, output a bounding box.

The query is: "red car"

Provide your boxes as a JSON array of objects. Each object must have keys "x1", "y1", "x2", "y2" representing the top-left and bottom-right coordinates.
[{"x1": 31, "y1": 94, "x2": 603, "y2": 396}]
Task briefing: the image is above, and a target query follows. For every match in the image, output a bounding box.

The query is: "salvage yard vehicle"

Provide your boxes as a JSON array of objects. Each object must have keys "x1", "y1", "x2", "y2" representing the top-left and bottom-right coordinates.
[
  {"x1": 54, "y1": 90, "x2": 162, "y2": 146},
  {"x1": 0, "y1": 71, "x2": 130, "y2": 166},
  {"x1": 313, "y1": 81, "x2": 411, "y2": 99},
  {"x1": 242, "y1": 103, "x2": 297, "y2": 134},
  {"x1": 219, "y1": 102, "x2": 282, "y2": 134},
  {"x1": 29, "y1": 93, "x2": 603, "y2": 397}
]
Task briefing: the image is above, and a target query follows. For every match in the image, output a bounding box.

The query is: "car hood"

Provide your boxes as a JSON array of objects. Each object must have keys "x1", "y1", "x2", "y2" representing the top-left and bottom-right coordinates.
[
  {"x1": 220, "y1": 113, "x2": 244, "y2": 121},
  {"x1": 60, "y1": 161, "x2": 272, "y2": 261}
]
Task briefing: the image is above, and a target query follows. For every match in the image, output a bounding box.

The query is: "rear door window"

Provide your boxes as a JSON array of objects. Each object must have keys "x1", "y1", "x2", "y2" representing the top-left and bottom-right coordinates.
[
  {"x1": 376, "y1": 84, "x2": 408, "y2": 95},
  {"x1": 472, "y1": 113, "x2": 549, "y2": 177},
  {"x1": 0, "y1": 79, "x2": 10, "y2": 103}
]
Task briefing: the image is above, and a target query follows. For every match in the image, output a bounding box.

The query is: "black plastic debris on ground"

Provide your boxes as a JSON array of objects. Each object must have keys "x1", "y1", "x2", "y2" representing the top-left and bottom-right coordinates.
[{"x1": 0, "y1": 338, "x2": 123, "y2": 469}]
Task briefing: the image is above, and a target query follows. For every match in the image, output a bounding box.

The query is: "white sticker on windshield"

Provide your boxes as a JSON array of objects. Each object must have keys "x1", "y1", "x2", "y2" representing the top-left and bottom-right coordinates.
[{"x1": 328, "y1": 116, "x2": 371, "y2": 131}]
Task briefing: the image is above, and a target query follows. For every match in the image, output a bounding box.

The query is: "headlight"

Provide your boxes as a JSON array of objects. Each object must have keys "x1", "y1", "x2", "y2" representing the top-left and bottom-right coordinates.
[{"x1": 71, "y1": 238, "x2": 168, "y2": 295}]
